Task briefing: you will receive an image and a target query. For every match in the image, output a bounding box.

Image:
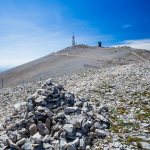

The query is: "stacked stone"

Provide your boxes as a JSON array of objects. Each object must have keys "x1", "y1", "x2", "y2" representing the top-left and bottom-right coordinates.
[{"x1": 0, "y1": 78, "x2": 110, "y2": 150}]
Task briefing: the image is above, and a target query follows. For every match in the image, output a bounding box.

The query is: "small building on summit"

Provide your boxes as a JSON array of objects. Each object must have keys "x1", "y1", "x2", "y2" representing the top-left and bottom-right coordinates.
[
  {"x1": 98, "y1": 42, "x2": 101, "y2": 47},
  {"x1": 72, "y1": 32, "x2": 75, "y2": 46}
]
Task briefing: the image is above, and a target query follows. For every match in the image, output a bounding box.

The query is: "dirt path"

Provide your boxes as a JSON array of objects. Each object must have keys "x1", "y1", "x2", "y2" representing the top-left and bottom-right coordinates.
[
  {"x1": 124, "y1": 49, "x2": 149, "y2": 63},
  {"x1": 51, "y1": 52, "x2": 113, "y2": 61}
]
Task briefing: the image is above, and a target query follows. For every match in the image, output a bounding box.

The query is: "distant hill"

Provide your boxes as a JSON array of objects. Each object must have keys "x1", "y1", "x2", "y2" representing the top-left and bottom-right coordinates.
[{"x1": 0, "y1": 45, "x2": 149, "y2": 89}]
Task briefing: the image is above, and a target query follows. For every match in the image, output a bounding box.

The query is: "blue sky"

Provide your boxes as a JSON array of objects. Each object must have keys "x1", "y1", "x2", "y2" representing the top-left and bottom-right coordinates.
[{"x1": 0, "y1": 0, "x2": 150, "y2": 72}]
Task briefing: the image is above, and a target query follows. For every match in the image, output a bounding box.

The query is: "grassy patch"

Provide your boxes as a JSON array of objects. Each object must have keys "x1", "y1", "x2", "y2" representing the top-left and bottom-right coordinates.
[
  {"x1": 126, "y1": 136, "x2": 144, "y2": 145},
  {"x1": 136, "y1": 142, "x2": 143, "y2": 149},
  {"x1": 91, "y1": 98, "x2": 98, "y2": 103},
  {"x1": 109, "y1": 121, "x2": 139, "y2": 133},
  {"x1": 135, "y1": 107, "x2": 150, "y2": 120},
  {"x1": 92, "y1": 89, "x2": 101, "y2": 95},
  {"x1": 120, "y1": 99, "x2": 128, "y2": 103},
  {"x1": 116, "y1": 107, "x2": 128, "y2": 114}
]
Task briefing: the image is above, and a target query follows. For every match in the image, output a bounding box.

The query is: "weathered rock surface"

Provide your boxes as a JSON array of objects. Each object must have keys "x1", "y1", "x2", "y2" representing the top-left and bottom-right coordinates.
[
  {"x1": 1, "y1": 62, "x2": 150, "y2": 150},
  {"x1": 0, "y1": 80, "x2": 109, "y2": 150}
]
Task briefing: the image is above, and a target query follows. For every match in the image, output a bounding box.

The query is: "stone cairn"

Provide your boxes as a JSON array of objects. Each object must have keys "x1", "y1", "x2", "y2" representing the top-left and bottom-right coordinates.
[{"x1": 0, "y1": 78, "x2": 110, "y2": 150}]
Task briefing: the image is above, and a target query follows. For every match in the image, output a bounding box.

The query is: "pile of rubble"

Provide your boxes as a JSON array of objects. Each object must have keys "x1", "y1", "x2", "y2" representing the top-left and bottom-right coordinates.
[{"x1": 0, "y1": 78, "x2": 110, "y2": 150}]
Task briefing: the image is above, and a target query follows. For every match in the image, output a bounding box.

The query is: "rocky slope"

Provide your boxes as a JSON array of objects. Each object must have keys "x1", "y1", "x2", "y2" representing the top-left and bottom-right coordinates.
[
  {"x1": 0, "y1": 62, "x2": 150, "y2": 149},
  {"x1": 0, "y1": 45, "x2": 149, "y2": 89},
  {"x1": 0, "y1": 78, "x2": 110, "y2": 150}
]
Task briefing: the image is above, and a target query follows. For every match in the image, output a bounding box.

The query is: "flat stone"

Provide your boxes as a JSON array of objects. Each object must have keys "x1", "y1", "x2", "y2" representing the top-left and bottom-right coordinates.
[
  {"x1": 67, "y1": 135, "x2": 76, "y2": 140},
  {"x1": 34, "y1": 111, "x2": 46, "y2": 116},
  {"x1": 45, "y1": 102, "x2": 56, "y2": 109},
  {"x1": 141, "y1": 142, "x2": 150, "y2": 149},
  {"x1": 95, "y1": 129, "x2": 106, "y2": 137},
  {"x1": 67, "y1": 115, "x2": 85, "y2": 128},
  {"x1": 64, "y1": 107, "x2": 78, "y2": 113},
  {"x1": 26, "y1": 112, "x2": 34, "y2": 119},
  {"x1": 17, "y1": 133, "x2": 26, "y2": 141},
  {"x1": 16, "y1": 138, "x2": 26, "y2": 145},
  {"x1": 141, "y1": 123, "x2": 150, "y2": 128},
  {"x1": 35, "y1": 97, "x2": 46, "y2": 103},
  {"x1": 46, "y1": 97, "x2": 59, "y2": 102},
  {"x1": 33, "y1": 115, "x2": 44, "y2": 120},
  {"x1": 36, "y1": 106, "x2": 46, "y2": 111}
]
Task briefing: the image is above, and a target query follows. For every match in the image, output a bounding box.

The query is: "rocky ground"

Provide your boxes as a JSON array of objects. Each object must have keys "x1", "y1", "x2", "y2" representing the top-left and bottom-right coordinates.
[{"x1": 0, "y1": 62, "x2": 150, "y2": 149}]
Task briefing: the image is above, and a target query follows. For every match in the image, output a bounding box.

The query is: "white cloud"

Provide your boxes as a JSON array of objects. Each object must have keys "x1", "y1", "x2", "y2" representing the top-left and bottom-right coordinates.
[
  {"x1": 122, "y1": 25, "x2": 131, "y2": 28},
  {"x1": 111, "y1": 39, "x2": 150, "y2": 50}
]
